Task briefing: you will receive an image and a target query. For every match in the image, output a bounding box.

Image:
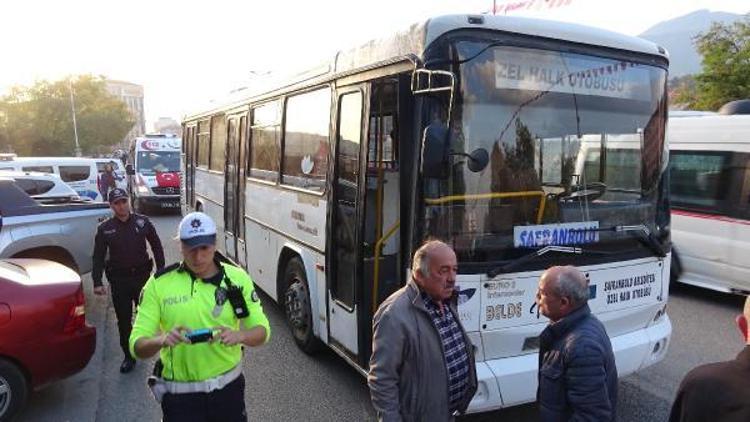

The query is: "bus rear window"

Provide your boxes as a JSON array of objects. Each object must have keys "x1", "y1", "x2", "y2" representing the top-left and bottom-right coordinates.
[{"x1": 59, "y1": 165, "x2": 91, "y2": 182}]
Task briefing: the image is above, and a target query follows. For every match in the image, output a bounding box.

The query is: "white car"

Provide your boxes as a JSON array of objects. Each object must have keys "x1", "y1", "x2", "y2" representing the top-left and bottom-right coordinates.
[
  {"x1": 0, "y1": 157, "x2": 102, "y2": 201},
  {"x1": 0, "y1": 171, "x2": 83, "y2": 203}
]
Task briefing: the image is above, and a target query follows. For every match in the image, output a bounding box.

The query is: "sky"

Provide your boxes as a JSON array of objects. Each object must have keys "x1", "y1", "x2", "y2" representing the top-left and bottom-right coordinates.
[{"x1": 0, "y1": 0, "x2": 747, "y2": 129}]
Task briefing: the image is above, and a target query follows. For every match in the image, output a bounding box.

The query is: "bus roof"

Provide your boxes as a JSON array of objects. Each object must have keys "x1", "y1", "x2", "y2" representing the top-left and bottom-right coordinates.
[
  {"x1": 183, "y1": 14, "x2": 667, "y2": 121},
  {"x1": 669, "y1": 115, "x2": 750, "y2": 153}
]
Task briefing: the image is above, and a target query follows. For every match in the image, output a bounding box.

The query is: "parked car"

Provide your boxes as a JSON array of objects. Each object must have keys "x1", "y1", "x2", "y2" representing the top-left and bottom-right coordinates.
[
  {"x1": 0, "y1": 156, "x2": 102, "y2": 201},
  {"x1": 0, "y1": 170, "x2": 83, "y2": 204},
  {"x1": 0, "y1": 176, "x2": 111, "y2": 274},
  {"x1": 0, "y1": 258, "x2": 96, "y2": 420}
]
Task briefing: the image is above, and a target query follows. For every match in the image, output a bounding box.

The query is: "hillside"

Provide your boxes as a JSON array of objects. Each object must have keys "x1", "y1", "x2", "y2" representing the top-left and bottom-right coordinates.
[{"x1": 639, "y1": 9, "x2": 744, "y2": 76}]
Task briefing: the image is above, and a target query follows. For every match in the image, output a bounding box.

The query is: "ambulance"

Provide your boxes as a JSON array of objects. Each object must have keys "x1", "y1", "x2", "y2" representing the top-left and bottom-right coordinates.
[{"x1": 126, "y1": 134, "x2": 182, "y2": 212}]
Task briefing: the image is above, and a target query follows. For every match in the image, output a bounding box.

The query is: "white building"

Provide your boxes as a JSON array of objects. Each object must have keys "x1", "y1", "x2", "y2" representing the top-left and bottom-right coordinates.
[
  {"x1": 105, "y1": 80, "x2": 145, "y2": 146},
  {"x1": 154, "y1": 117, "x2": 181, "y2": 136}
]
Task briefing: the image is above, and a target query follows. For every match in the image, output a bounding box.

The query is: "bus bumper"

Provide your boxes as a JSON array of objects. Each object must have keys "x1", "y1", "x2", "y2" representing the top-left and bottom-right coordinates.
[{"x1": 466, "y1": 315, "x2": 672, "y2": 414}]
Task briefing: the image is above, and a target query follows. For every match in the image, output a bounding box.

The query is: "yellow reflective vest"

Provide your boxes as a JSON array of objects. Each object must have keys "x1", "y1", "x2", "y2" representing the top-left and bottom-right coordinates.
[{"x1": 129, "y1": 260, "x2": 270, "y2": 381}]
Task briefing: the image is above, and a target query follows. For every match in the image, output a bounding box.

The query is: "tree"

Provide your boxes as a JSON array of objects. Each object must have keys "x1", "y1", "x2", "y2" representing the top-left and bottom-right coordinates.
[
  {"x1": 689, "y1": 16, "x2": 750, "y2": 110},
  {"x1": 669, "y1": 74, "x2": 698, "y2": 109},
  {"x1": 0, "y1": 75, "x2": 134, "y2": 156}
]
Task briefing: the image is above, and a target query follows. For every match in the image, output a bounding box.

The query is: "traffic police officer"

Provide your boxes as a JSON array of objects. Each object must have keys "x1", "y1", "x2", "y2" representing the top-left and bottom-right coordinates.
[
  {"x1": 129, "y1": 212, "x2": 270, "y2": 422},
  {"x1": 92, "y1": 188, "x2": 165, "y2": 373}
]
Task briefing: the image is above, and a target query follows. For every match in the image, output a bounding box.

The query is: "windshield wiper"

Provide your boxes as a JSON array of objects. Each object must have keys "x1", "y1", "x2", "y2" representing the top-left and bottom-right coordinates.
[
  {"x1": 611, "y1": 224, "x2": 666, "y2": 258},
  {"x1": 487, "y1": 245, "x2": 583, "y2": 278}
]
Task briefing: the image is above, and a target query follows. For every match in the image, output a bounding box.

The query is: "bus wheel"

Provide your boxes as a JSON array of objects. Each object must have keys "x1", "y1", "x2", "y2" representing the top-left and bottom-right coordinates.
[{"x1": 283, "y1": 257, "x2": 321, "y2": 354}]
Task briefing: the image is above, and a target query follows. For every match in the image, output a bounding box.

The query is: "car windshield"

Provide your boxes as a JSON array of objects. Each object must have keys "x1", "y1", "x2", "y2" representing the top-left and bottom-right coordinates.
[
  {"x1": 421, "y1": 42, "x2": 668, "y2": 263},
  {"x1": 136, "y1": 151, "x2": 180, "y2": 174}
]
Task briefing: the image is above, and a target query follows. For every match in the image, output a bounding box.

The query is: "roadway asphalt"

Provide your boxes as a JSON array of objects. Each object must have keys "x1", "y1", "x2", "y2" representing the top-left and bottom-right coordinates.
[{"x1": 16, "y1": 214, "x2": 748, "y2": 422}]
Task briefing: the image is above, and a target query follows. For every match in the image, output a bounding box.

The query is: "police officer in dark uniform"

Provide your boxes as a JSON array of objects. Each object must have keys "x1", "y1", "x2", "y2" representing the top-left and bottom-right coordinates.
[{"x1": 93, "y1": 188, "x2": 165, "y2": 373}]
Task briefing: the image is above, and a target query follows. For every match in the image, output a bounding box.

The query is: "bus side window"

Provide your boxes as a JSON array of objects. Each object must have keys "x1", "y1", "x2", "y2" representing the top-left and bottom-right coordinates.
[
  {"x1": 249, "y1": 100, "x2": 281, "y2": 182},
  {"x1": 209, "y1": 114, "x2": 227, "y2": 172},
  {"x1": 197, "y1": 119, "x2": 211, "y2": 169},
  {"x1": 282, "y1": 88, "x2": 331, "y2": 192}
]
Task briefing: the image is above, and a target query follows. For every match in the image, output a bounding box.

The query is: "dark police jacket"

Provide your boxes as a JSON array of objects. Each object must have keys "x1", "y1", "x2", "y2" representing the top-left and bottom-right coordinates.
[
  {"x1": 669, "y1": 345, "x2": 750, "y2": 422},
  {"x1": 92, "y1": 213, "x2": 164, "y2": 286},
  {"x1": 537, "y1": 304, "x2": 618, "y2": 422}
]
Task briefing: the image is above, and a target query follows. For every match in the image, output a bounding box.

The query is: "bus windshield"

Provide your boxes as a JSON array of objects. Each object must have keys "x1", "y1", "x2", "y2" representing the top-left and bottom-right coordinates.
[
  {"x1": 422, "y1": 42, "x2": 668, "y2": 264},
  {"x1": 136, "y1": 151, "x2": 181, "y2": 174}
]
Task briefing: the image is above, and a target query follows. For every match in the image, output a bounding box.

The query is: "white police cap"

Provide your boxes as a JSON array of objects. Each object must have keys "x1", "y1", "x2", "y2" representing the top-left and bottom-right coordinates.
[{"x1": 178, "y1": 212, "x2": 217, "y2": 249}]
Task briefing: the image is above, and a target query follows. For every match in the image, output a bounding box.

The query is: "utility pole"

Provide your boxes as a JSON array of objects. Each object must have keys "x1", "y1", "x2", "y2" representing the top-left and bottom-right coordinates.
[{"x1": 68, "y1": 79, "x2": 82, "y2": 157}]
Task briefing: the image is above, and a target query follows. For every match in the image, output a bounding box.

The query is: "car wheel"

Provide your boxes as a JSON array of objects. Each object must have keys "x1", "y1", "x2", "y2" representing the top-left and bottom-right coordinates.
[
  {"x1": 0, "y1": 359, "x2": 28, "y2": 422},
  {"x1": 283, "y1": 257, "x2": 321, "y2": 354}
]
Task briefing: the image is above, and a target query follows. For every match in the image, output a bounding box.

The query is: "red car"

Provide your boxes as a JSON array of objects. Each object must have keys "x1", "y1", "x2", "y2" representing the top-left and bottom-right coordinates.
[{"x1": 0, "y1": 259, "x2": 96, "y2": 420}]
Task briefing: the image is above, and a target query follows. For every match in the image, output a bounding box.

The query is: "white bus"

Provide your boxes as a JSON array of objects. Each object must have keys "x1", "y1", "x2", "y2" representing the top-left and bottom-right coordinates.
[
  {"x1": 182, "y1": 14, "x2": 672, "y2": 412},
  {"x1": 668, "y1": 114, "x2": 750, "y2": 294}
]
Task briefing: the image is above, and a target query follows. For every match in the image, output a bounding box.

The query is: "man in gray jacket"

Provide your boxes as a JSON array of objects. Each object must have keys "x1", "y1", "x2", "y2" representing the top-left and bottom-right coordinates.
[{"x1": 368, "y1": 240, "x2": 477, "y2": 421}]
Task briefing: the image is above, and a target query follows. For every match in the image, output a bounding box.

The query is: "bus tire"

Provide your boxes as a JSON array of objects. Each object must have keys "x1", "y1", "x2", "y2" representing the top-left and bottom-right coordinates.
[
  {"x1": 0, "y1": 358, "x2": 28, "y2": 421},
  {"x1": 282, "y1": 257, "x2": 321, "y2": 354}
]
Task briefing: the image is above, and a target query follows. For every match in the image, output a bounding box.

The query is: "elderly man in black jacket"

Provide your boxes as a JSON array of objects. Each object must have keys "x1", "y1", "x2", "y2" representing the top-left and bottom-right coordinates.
[
  {"x1": 669, "y1": 296, "x2": 750, "y2": 422},
  {"x1": 536, "y1": 265, "x2": 618, "y2": 421}
]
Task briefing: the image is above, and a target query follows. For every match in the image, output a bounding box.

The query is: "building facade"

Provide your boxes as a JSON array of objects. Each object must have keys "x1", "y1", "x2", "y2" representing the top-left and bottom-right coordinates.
[
  {"x1": 105, "y1": 80, "x2": 145, "y2": 147},
  {"x1": 154, "y1": 117, "x2": 182, "y2": 137}
]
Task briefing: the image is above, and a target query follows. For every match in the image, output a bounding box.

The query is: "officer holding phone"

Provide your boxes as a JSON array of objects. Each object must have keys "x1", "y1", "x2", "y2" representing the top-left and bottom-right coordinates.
[{"x1": 129, "y1": 212, "x2": 270, "y2": 421}]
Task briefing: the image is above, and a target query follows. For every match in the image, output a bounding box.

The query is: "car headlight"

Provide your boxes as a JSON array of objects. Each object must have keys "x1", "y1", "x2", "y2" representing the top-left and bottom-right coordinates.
[{"x1": 136, "y1": 185, "x2": 150, "y2": 194}]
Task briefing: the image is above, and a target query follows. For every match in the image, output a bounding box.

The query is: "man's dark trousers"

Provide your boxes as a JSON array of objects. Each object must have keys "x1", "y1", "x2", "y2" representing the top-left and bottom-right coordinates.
[
  {"x1": 161, "y1": 375, "x2": 247, "y2": 422},
  {"x1": 110, "y1": 274, "x2": 149, "y2": 358}
]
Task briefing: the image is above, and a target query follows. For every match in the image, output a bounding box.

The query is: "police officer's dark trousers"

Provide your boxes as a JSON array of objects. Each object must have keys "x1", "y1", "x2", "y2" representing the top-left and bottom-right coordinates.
[
  {"x1": 110, "y1": 274, "x2": 149, "y2": 359},
  {"x1": 161, "y1": 374, "x2": 247, "y2": 422}
]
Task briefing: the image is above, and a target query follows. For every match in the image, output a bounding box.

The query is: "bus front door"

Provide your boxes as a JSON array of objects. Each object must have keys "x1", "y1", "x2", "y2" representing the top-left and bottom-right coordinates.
[
  {"x1": 182, "y1": 125, "x2": 196, "y2": 214},
  {"x1": 328, "y1": 87, "x2": 367, "y2": 358},
  {"x1": 224, "y1": 114, "x2": 249, "y2": 268}
]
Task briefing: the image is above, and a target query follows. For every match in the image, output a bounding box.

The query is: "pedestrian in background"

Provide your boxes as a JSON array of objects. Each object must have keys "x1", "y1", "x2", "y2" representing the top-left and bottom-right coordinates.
[
  {"x1": 536, "y1": 265, "x2": 618, "y2": 421},
  {"x1": 669, "y1": 295, "x2": 750, "y2": 422},
  {"x1": 130, "y1": 212, "x2": 270, "y2": 422},
  {"x1": 92, "y1": 188, "x2": 165, "y2": 373},
  {"x1": 368, "y1": 240, "x2": 477, "y2": 421},
  {"x1": 98, "y1": 162, "x2": 117, "y2": 200}
]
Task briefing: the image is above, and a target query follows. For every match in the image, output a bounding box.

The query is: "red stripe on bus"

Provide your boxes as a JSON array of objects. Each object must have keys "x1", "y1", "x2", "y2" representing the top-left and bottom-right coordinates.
[{"x1": 672, "y1": 209, "x2": 750, "y2": 226}]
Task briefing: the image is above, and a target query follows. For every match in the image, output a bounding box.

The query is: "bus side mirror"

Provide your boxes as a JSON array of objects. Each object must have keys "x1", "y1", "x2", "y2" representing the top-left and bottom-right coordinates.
[
  {"x1": 125, "y1": 164, "x2": 135, "y2": 175},
  {"x1": 464, "y1": 148, "x2": 489, "y2": 173},
  {"x1": 421, "y1": 122, "x2": 449, "y2": 179}
]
